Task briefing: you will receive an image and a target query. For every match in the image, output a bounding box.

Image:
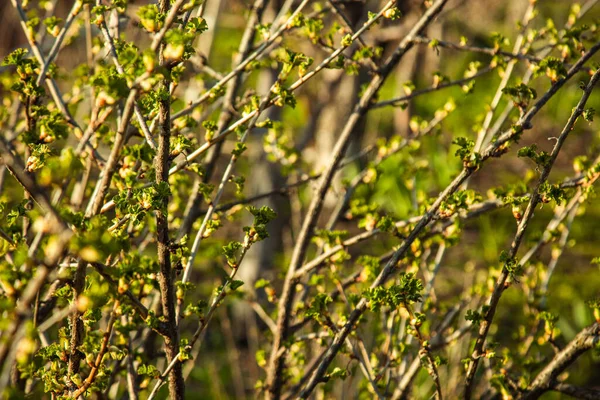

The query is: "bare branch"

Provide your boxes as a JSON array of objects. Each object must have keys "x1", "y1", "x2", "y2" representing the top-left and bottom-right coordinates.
[{"x1": 520, "y1": 323, "x2": 600, "y2": 400}]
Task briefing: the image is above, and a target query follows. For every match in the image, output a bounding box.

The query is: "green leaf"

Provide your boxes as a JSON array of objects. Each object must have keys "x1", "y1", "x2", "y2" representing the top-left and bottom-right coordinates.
[
  {"x1": 137, "y1": 5, "x2": 164, "y2": 33},
  {"x1": 137, "y1": 363, "x2": 160, "y2": 378},
  {"x1": 341, "y1": 34, "x2": 353, "y2": 47},
  {"x1": 255, "y1": 279, "x2": 271, "y2": 289},
  {"x1": 327, "y1": 367, "x2": 348, "y2": 381},
  {"x1": 2, "y1": 48, "x2": 29, "y2": 66},
  {"x1": 363, "y1": 273, "x2": 423, "y2": 311},
  {"x1": 222, "y1": 241, "x2": 242, "y2": 267},
  {"x1": 229, "y1": 279, "x2": 244, "y2": 291},
  {"x1": 502, "y1": 83, "x2": 537, "y2": 109},
  {"x1": 232, "y1": 142, "x2": 247, "y2": 157},
  {"x1": 305, "y1": 293, "x2": 333, "y2": 320}
]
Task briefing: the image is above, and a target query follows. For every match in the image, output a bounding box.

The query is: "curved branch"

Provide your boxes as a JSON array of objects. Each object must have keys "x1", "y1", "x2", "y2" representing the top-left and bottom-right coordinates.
[{"x1": 520, "y1": 323, "x2": 600, "y2": 400}]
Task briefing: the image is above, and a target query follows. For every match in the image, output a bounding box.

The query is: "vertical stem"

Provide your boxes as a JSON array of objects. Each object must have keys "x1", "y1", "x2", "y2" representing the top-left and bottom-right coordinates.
[
  {"x1": 66, "y1": 259, "x2": 86, "y2": 387},
  {"x1": 155, "y1": 1, "x2": 184, "y2": 398}
]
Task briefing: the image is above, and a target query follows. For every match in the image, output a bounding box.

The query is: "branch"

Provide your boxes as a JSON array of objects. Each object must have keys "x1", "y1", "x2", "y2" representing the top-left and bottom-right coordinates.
[
  {"x1": 177, "y1": 0, "x2": 269, "y2": 240},
  {"x1": 373, "y1": 66, "x2": 493, "y2": 109},
  {"x1": 276, "y1": 1, "x2": 451, "y2": 397},
  {"x1": 85, "y1": 89, "x2": 136, "y2": 216},
  {"x1": 412, "y1": 35, "x2": 541, "y2": 63},
  {"x1": 463, "y1": 64, "x2": 600, "y2": 399},
  {"x1": 520, "y1": 323, "x2": 600, "y2": 400},
  {"x1": 176, "y1": 84, "x2": 275, "y2": 325},
  {"x1": 0, "y1": 139, "x2": 73, "y2": 375},
  {"x1": 174, "y1": 0, "x2": 270, "y2": 298},
  {"x1": 63, "y1": 54, "x2": 139, "y2": 390},
  {"x1": 473, "y1": 1, "x2": 536, "y2": 152},
  {"x1": 70, "y1": 302, "x2": 119, "y2": 398},
  {"x1": 96, "y1": 3, "x2": 157, "y2": 150},
  {"x1": 404, "y1": 303, "x2": 443, "y2": 399},
  {"x1": 36, "y1": 1, "x2": 82, "y2": 85},
  {"x1": 551, "y1": 382, "x2": 600, "y2": 400},
  {"x1": 153, "y1": 1, "x2": 184, "y2": 398}
]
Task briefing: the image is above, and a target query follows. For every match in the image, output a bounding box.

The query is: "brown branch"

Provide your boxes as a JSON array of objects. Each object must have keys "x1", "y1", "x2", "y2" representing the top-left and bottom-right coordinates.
[
  {"x1": 36, "y1": 1, "x2": 82, "y2": 85},
  {"x1": 0, "y1": 141, "x2": 66, "y2": 233},
  {"x1": 154, "y1": 1, "x2": 184, "y2": 398},
  {"x1": 551, "y1": 382, "x2": 600, "y2": 400},
  {"x1": 167, "y1": 0, "x2": 377, "y2": 178},
  {"x1": 147, "y1": 241, "x2": 254, "y2": 400},
  {"x1": 95, "y1": 0, "x2": 160, "y2": 151},
  {"x1": 70, "y1": 301, "x2": 119, "y2": 398},
  {"x1": 85, "y1": 90, "x2": 136, "y2": 216},
  {"x1": 519, "y1": 323, "x2": 600, "y2": 400},
  {"x1": 63, "y1": 68, "x2": 137, "y2": 390},
  {"x1": 404, "y1": 303, "x2": 443, "y2": 399},
  {"x1": 170, "y1": 0, "x2": 311, "y2": 122},
  {"x1": 65, "y1": 0, "x2": 187, "y2": 388},
  {"x1": 66, "y1": 259, "x2": 88, "y2": 386}
]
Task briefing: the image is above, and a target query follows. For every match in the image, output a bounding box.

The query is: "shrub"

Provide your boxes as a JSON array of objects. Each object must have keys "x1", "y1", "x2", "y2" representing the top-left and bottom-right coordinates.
[{"x1": 0, "y1": 0, "x2": 599, "y2": 399}]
